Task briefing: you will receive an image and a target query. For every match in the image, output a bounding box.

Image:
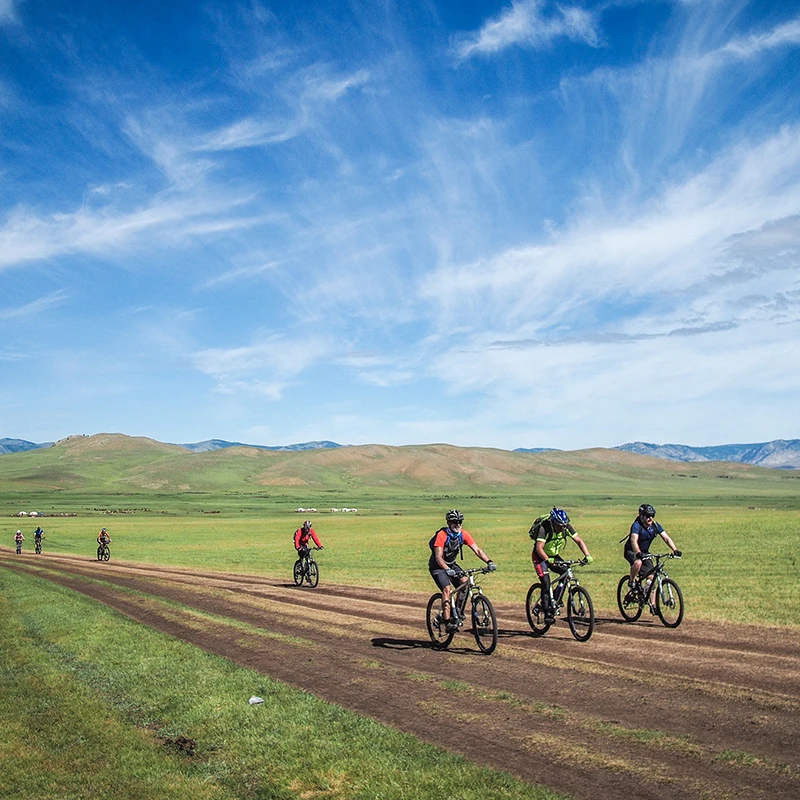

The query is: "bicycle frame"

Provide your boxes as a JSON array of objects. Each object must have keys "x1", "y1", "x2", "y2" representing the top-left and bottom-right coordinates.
[
  {"x1": 447, "y1": 568, "x2": 488, "y2": 623},
  {"x1": 547, "y1": 559, "x2": 584, "y2": 609}
]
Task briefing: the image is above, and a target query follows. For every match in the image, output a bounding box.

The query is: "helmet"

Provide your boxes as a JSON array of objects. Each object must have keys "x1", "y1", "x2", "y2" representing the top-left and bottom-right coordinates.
[
  {"x1": 550, "y1": 507, "x2": 570, "y2": 527},
  {"x1": 16, "y1": 529, "x2": 21, "y2": 534},
  {"x1": 638, "y1": 503, "x2": 656, "y2": 518},
  {"x1": 102, "y1": 527, "x2": 107, "y2": 532},
  {"x1": 302, "y1": 520, "x2": 312, "y2": 531},
  {"x1": 445, "y1": 509, "x2": 464, "y2": 525}
]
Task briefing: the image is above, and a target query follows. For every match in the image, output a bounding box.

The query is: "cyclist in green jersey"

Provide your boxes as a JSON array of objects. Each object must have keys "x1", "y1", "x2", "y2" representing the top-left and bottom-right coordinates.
[{"x1": 531, "y1": 508, "x2": 593, "y2": 623}]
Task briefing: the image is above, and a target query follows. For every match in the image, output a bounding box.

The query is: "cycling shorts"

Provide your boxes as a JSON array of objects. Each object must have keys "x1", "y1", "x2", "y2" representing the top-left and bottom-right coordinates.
[{"x1": 430, "y1": 563, "x2": 465, "y2": 591}]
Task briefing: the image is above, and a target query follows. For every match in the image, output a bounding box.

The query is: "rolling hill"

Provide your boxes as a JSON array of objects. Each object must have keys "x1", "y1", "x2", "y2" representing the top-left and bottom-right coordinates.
[{"x1": 0, "y1": 433, "x2": 796, "y2": 503}]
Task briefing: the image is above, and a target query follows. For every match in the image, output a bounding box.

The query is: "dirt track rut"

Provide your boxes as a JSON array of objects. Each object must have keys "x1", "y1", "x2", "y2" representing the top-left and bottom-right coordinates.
[{"x1": 2, "y1": 550, "x2": 798, "y2": 800}]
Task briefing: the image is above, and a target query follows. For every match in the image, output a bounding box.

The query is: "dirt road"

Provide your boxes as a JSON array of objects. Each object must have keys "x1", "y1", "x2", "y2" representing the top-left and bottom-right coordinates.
[{"x1": 2, "y1": 550, "x2": 798, "y2": 799}]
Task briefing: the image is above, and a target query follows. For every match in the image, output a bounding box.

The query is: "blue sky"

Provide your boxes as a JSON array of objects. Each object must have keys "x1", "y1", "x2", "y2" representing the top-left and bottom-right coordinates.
[{"x1": 2, "y1": 0, "x2": 799, "y2": 450}]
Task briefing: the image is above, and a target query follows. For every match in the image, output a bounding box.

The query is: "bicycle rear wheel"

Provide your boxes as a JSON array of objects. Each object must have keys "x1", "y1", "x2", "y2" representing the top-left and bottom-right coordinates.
[
  {"x1": 102, "y1": 546, "x2": 110, "y2": 562},
  {"x1": 471, "y1": 595, "x2": 498, "y2": 654},
  {"x1": 306, "y1": 559, "x2": 319, "y2": 588},
  {"x1": 293, "y1": 560, "x2": 304, "y2": 586},
  {"x1": 656, "y1": 578, "x2": 684, "y2": 628},
  {"x1": 525, "y1": 583, "x2": 551, "y2": 636},
  {"x1": 617, "y1": 575, "x2": 643, "y2": 622},
  {"x1": 426, "y1": 593, "x2": 455, "y2": 649},
  {"x1": 567, "y1": 585, "x2": 594, "y2": 641}
]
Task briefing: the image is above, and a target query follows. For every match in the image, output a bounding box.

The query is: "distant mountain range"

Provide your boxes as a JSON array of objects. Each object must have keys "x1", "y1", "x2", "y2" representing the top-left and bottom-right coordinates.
[
  {"x1": 2, "y1": 436, "x2": 799, "y2": 468},
  {"x1": 613, "y1": 439, "x2": 800, "y2": 469},
  {"x1": 0, "y1": 437, "x2": 54, "y2": 455}
]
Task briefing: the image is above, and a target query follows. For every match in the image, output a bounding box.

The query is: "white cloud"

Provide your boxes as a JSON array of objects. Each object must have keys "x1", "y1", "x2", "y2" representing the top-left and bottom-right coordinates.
[
  {"x1": 454, "y1": 0, "x2": 600, "y2": 60},
  {"x1": 192, "y1": 335, "x2": 332, "y2": 398},
  {"x1": 0, "y1": 0, "x2": 19, "y2": 24},
  {"x1": 0, "y1": 290, "x2": 69, "y2": 321}
]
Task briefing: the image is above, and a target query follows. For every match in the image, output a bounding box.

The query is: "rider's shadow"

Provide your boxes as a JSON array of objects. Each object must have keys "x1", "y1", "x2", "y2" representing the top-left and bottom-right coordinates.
[{"x1": 370, "y1": 637, "x2": 436, "y2": 650}]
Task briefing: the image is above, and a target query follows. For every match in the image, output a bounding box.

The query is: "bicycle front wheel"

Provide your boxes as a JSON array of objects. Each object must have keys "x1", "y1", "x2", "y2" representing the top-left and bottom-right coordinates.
[
  {"x1": 96, "y1": 546, "x2": 103, "y2": 561},
  {"x1": 306, "y1": 559, "x2": 319, "y2": 588},
  {"x1": 472, "y1": 595, "x2": 498, "y2": 655},
  {"x1": 525, "y1": 583, "x2": 551, "y2": 636},
  {"x1": 567, "y1": 585, "x2": 594, "y2": 641},
  {"x1": 656, "y1": 578, "x2": 684, "y2": 628},
  {"x1": 617, "y1": 575, "x2": 643, "y2": 622},
  {"x1": 293, "y1": 560, "x2": 304, "y2": 586},
  {"x1": 426, "y1": 593, "x2": 455, "y2": 649}
]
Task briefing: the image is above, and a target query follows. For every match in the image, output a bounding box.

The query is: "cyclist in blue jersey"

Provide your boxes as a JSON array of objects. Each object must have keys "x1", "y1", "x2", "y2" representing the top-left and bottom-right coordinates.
[{"x1": 623, "y1": 503, "x2": 681, "y2": 613}]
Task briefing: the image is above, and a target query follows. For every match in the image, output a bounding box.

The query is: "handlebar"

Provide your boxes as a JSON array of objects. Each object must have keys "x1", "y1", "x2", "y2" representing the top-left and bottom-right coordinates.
[{"x1": 641, "y1": 552, "x2": 681, "y2": 561}]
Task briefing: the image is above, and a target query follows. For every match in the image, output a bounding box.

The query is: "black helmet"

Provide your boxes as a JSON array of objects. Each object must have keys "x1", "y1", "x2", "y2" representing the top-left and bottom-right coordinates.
[
  {"x1": 638, "y1": 503, "x2": 656, "y2": 517},
  {"x1": 445, "y1": 509, "x2": 464, "y2": 524}
]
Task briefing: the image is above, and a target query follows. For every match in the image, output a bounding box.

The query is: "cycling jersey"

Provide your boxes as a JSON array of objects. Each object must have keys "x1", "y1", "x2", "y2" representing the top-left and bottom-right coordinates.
[
  {"x1": 626, "y1": 518, "x2": 664, "y2": 554},
  {"x1": 294, "y1": 527, "x2": 322, "y2": 550},
  {"x1": 428, "y1": 527, "x2": 476, "y2": 570},
  {"x1": 533, "y1": 518, "x2": 577, "y2": 559}
]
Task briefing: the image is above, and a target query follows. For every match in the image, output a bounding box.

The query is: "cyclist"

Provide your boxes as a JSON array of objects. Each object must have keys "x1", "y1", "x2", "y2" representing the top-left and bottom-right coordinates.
[
  {"x1": 15, "y1": 529, "x2": 25, "y2": 553},
  {"x1": 429, "y1": 509, "x2": 496, "y2": 632},
  {"x1": 294, "y1": 520, "x2": 323, "y2": 560},
  {"x1": 530, "y1": 507, "x2": 593, "y2": 624},
  {"x1": 624, "y1": 503, "x2": 681, "y2": 613},
  {"x1": 34, "y1": 526, "x2": 44, "y2": 551},
  {"x1": 97, "y1": 527, "x2": 111, "y2": 548}
]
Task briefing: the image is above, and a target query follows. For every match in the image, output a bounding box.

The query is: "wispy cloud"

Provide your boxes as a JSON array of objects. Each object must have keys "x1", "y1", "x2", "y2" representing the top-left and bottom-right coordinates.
[
  {"x1": 0, "y1": 0, "x2": 19, "y2": 25},
  {"x1": 454, "y1": 0, "x2": 600, "y2": 60},
  {"x1": 0, "y1": 290, "x2": 69, "y2": 321},
  {"x1": 195, "y1": 68, "x2": 370, "y2": 152},
  {"x1": 192, "y1": 335, "x2": 332, "y2": 398}
]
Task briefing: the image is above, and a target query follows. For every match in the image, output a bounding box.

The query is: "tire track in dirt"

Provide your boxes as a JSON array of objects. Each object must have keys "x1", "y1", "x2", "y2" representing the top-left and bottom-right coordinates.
[{"x1": 2, "y1": 550, "x2": 799, "y2": 800}]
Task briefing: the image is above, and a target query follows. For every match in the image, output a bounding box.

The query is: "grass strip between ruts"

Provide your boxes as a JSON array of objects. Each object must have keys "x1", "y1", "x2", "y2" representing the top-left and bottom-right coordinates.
[{"x1": 0, "y1": 567, "x2": 565, "y2": 800}]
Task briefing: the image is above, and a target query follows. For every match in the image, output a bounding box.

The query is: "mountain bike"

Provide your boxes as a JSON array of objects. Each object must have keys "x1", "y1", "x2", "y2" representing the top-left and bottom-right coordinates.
[
  {"x1": 426, "y1": 565, "x2": 498, "y2": 655},
  {"x1": 617, "y1": 553, "x2": 684, "y2": 628},
  {"x1": 15, "y1": 539, "x2": 23, "y2": 554},
  {"x1": 525, "y1": 558, "x2": 595, "y2": 641},
  {"x1": 34, "y1": 537, "x2": 43, "y2": 554},
  {"x1": 96, "y1": 542, "x2": 111, "y2": 562},
  {"x1": 293, "y1": 546, "x2": 322, "y2": 588}
]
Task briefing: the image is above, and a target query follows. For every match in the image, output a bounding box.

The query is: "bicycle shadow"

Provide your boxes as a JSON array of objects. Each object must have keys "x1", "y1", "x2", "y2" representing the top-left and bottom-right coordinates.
[{"x1": 370, "y1": 636, "x2": 491, "y2": 655}]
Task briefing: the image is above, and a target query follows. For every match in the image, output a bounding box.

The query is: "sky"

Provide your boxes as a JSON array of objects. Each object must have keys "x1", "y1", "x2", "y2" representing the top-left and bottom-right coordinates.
[{"x1": 1, "y1": 0, "x2": 799, "y2": 451}]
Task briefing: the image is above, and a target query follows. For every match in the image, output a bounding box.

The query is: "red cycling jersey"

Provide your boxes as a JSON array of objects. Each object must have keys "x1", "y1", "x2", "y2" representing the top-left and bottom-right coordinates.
[{"x1": 294, "y1": 527, "x2": 322, "y2": 549}]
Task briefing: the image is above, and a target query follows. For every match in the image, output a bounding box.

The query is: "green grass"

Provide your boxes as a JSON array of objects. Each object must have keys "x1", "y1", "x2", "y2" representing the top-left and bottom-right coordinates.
[
  {"x1": 0, "y1": 569, "x2": 562, "y2": 800},
  {"x1": 7, "y1": 502, "x2": 800, "y2": 625}
]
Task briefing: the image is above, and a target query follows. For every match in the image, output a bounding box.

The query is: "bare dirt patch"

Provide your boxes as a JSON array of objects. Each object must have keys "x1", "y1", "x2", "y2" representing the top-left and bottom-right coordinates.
[{"x1": 2, "y1": 549, "x2": 798, "y2": 800}]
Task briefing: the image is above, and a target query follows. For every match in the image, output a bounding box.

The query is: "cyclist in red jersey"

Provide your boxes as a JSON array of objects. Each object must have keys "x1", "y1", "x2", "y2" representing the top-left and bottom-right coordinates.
[
  {"x1": 294, "y1": 520, "x2": 323, "y2": 559},
  {"x1": 429, "y1": 510, "x2": 495, "y2": 632}
]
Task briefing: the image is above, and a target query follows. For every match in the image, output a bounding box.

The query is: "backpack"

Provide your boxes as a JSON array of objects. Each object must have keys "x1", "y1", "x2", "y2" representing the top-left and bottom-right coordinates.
[
  {"x1": 528, "y1": 513, "x2": 550, "y2": 540},
  {"x1": 429, "y1": 527, "x2": 463, "y2": 561}
]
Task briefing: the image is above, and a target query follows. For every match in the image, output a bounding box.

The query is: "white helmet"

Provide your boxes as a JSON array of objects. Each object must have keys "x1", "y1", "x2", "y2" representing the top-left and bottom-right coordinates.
[{"x1": 16, "y1": 529, "x2": 21, "y2": 534}]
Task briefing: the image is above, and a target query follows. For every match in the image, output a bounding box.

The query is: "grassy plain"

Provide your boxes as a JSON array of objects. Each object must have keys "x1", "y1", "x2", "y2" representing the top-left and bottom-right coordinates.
[{"x1": 1, "y1": 569, "x2": 560, "y2": 800}]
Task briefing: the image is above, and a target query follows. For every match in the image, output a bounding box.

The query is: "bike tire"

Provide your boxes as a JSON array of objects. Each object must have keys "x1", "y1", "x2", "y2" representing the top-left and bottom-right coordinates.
[
  {"x1": 102, "y1": 547, "x2": 110, "y2": 562},
  {"x1": 525, "y1": 583, "x2": 552, "y2": 636},
  {"x1": 306, "y1": 559, "x2": 319, "y2": 588},
  {"x1": 293, "y1": 560, "x2": 304, "y2": 586},
  {"x1": 567, "y1": 585, "x2": 595, "y2": 642},
  {"x1": 656, "y1": 577, "x2": 684, "y2": 628},
  {"x1": 426, "y1": 593, "x2": 455, "y2": 649},
  {"x1": 617, "y1": 575, "x2": 643, "y2": 622},
  {"x1": 97, "y1": 546, "x2": 103, "y2": 562},
  {"x1": 472, "y1": 595, "x2": 498, "y2": 654},
  {"x1": 35, "y1": 543, "x2": 42, "y2": 554}
]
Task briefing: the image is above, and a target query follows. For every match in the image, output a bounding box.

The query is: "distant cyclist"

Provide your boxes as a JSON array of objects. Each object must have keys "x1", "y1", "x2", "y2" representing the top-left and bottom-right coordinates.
[
  {"x1": 97, "y1": 527, "x2": 111, "y2": 547},
  {"x1": 15, "y1": 529, "x2": 25, "y2": 553},
  {"x1": 530, "y1": 507, "x2": 593, "y2": 624},
  {"x1": 624, "y1": 503, "x2": 681, "y2": 613},
  {"x1": 429, "y1": 509, "x2": 496, "y2": 632},
  {"x1": 34, "y1": 526, "x2": 44, "y2": 551},
  {"x1": 294, "y1": 520, "x2": 323, "y2": 560}
]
